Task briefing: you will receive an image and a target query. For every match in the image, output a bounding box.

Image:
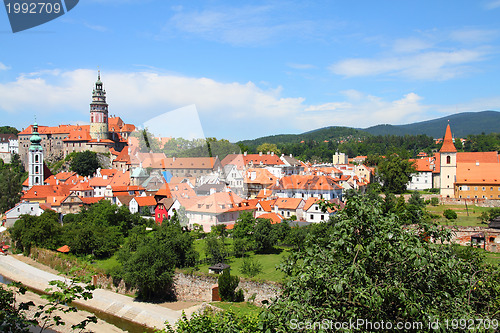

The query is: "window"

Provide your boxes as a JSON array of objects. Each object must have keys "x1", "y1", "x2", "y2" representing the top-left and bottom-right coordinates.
[
  {"x1": 491, "y1": 187, "x2": 494, "y2": 191},
  {"x1": 475, "y1": 187, "x2": 478, "y2": 191},
  {"x1": 310, "y1": 214, "x2": 314, "y2": 220},
  {"x1": 482, "y1": 187, "x2": 486, "y2": 191},
  {"x1": 321, "y1": 215, "x2": 325, "y2": 220},
  {"x1": 446, "y1": 156, "x2": 451, "y2": 164}
]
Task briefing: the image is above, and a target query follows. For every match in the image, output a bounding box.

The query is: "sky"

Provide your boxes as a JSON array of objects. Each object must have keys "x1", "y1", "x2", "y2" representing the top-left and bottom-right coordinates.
[{"x1": 1, "y1": 1, "x2": 500, "y2": 141}]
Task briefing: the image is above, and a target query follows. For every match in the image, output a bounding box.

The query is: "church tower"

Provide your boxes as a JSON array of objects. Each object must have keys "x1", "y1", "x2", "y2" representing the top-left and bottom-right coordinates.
[
  {"x1": 28, "y1": 122, "x2": 44, "y2": 188},
  {"x1": 439, "y1": 122, "x2": 457, "y2": 198},
  {"x1": 89, "y1": 71, "x2": 109, "y2": 140}
]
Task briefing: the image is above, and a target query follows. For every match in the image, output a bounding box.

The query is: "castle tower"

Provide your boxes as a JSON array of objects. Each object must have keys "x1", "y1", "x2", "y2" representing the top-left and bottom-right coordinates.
[
  {"x1": 28, "y1": 122, "x2": 44, "y2": 188},
  {"x1": 89, "y1": 71, "x2": 109, "y2": 140},
  {"x1": 439, "y1": 122, "x2": 457, "y2": 197}
]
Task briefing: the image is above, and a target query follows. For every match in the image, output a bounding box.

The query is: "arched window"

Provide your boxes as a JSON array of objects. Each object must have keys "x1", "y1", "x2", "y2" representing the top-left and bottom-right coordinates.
[
  {"x1": 35, "y1": 177, "x2": 39, "y2": 184},
  {"x1": 35, "y1": 155, "x2": 39, "y2": 163},
  {"x1": 35, "y1": 166, "x2": 39, "y2": 174},
  {"x1": 446, "y1": 156, "x2": 451, "y2": 164}
]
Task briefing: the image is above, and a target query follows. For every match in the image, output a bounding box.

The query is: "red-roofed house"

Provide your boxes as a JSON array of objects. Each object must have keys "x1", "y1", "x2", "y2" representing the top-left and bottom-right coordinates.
[
  {"x1": 272, "y1": 198, "x2": 305, "y2": 220},
  {"x1": 183, "y1": 192, "x2": 251, "y2": 231},
  {"x1": 407, "y1": 158, "x2": 434, "y2": 191},
  {"x1": 130, "y1": 195, "x2": 157, "y2": 215},
  {"x1": 270, "y1": 175, "x2": 343, "y2": 201}
]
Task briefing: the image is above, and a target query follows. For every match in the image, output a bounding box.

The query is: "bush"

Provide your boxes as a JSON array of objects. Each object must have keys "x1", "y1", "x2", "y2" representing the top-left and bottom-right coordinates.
[
  {"x1": 430, "y1": 197, "x2": 439, "y2": 206},
  {"x1": 218, "y1": 269, "x2": 239, "y2": 302},
  {"x1": 240, "y1": 257, "x2": 263, "y2": 278},
  {"x1": 443, "y1": 209, "x2": 457, "y2": 220},
  {"x1": 234, "y1": 289, "x2": 245, "y2": 302}
]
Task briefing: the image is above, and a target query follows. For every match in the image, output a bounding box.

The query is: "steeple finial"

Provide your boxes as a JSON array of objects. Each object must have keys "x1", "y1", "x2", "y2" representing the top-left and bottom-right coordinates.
[{"x1": 98, "y1": 70, "x2": 100, "y2": 81}]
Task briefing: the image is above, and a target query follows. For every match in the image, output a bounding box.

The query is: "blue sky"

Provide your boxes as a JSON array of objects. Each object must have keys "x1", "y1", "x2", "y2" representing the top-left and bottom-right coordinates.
[{"x1": 1, "y1": 1, "x2": 500, "y2": 141}]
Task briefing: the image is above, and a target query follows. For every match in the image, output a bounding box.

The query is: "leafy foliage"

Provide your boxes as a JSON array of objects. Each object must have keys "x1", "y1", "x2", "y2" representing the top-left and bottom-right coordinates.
[
  {"x1": 118, "y1": 218, "x2": 197, "y2": 300},
  {"x1": 443, "y1": 209, "x2": 458, "y2": 220},
  {"x1": 163, "y1": 308, "x2": 260, "y2": 333},
  {"x1": 262, "y1": 195, "x2": 500, "y2": 331},
  {"x1": 0, "y1": 278, "x2": 96, "y2": 333},
  {"x1": 0, "y1": 154, "x2": 26, "y2": 214},
  {"x1": 218, "y1": 269, "x2": 239, "y2": 302},
  {"x1": 377, "y1": 154, "x2": 416, "y2": 194},
  {"x1": 10, "y1": 210, "x2": 63, "y2": 254},
  {"x1": 478, "y1": 207, "x2": 500, "y2": 223},
  {"x1": 253, "y1": 218, "x2": 276, "y2": 254},
  {"x1": 70, "y1": 150, "x2": 100, "y2": 177},
  {"x1": 240, "y1": 257, "x2": 263, "y2": 278},
  {"x1": 204, "y1": 233, "x2": 228, "y2": 265}
]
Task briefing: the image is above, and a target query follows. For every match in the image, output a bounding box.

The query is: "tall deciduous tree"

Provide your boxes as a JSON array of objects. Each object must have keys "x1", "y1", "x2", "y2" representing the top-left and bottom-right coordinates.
[
  {"x1": 377, "y1": 154, "x2": 416, "y2": 194},
  {"x1": 70, "y1": 150, "x2": 100, "y2": 177}
]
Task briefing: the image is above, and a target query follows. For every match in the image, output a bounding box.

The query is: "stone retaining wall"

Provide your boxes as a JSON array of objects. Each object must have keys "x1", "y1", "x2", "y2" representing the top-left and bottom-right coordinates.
[{"x1": 27, "y1": 248, "x2": 280, "y2": 304}]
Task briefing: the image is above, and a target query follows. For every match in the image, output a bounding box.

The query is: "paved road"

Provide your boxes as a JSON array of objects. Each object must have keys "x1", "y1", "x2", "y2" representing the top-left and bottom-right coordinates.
[{"x1": 0, "y1": 254, "x2": 193, "y2": 331}]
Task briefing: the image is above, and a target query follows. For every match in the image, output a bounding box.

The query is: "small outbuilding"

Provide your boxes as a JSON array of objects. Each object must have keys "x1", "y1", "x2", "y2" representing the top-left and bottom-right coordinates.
[{"x1": 208, "y1": 263, "x2": 230, "y2": 274}]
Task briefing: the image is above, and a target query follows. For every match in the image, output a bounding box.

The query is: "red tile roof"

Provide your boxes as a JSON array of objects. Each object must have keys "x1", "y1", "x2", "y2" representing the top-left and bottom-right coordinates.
[
  {"x1": 257, "y1": 212, "x2": 283, "y2": 224},
  {"x1": 456, "y1": 163, "x2": 500, "y2": 184},
  {"x1": 439, "y1": 124, "x2": 457, "y2": 153},
  {"x1": 134, "y1": 196, "x2": 157, "y2": 206},
  {"x1": 274, "y1": 198, "x2": 304, "y2": 210}
]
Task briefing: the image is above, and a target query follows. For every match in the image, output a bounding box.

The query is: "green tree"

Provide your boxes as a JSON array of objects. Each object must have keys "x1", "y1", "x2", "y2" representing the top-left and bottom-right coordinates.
[
  {"x1": 377, "y1": 154, "x2": 416, "y2": 194},
  {"x1": 0, "y1": 154, "x2": 26, "y2": 213},
  {"x1": 204, "y1": 233, "x2": 228, "y2": 265},
  {"x1": 70, "y1": 150, "x2": 100, "y2": 177},
  {"x1": 443, "y1": 209, "x2": 458, "y2": 220},
  {"x1": 254, "y1": 218, "x2": 276, "y2": 253},
  {"x1": 232, "y1": 211, "x2": 255, "y2": 241},
  {"x1": 10, "y1": 210, "x2": 63, "y2": 254},
  {"x1": 239, "y1": 257, "x2": 263, "y2": 278},
  {"x1": 217, "y1": 269, "x2": 239, "y2": 302},
  {"x1": 121, "y1": 236, "x2": 176, "y2": 300},
  {"x1": 256, "y1": 143, "x2": 280, "y2": 155},
  {"x1": 261, "y1": 195, "x2": 500, "y2": 331}
]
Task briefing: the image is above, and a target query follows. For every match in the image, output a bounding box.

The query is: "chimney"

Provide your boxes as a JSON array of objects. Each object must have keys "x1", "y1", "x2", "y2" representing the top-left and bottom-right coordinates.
[
  {"x1": 244, "y1": 151, "x2": 247, "y2": 156},
  {"x1": 259, "y1": 152, "x2": 262, "y2": 156},
  {"x1": 271, "y1": 151, "x2": 274, "y2": 156},
  {"x1": 290, "y1": 154, "x2": 292, "y2": 158},
  {"x1": 173, "y1": 156, "x2": 176, "y2": 162},
  {"x1": 209, "y1": 187, "x2": 216, "y2": 195}
]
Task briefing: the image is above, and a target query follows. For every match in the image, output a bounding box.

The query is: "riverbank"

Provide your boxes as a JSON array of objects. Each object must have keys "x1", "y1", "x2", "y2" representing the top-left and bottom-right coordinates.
[{"x1": 0, "y1": 254, "x2": 204, "y2": 332}]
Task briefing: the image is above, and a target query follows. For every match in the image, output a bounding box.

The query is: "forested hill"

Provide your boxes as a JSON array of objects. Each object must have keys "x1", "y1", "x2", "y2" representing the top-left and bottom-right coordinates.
[
  {"x1": 363, "y1": 111, "x2": 500, "y2": 138},
  {"x1": 238, "y1": 127, "x2": 367, "y2": 147},
  {"x1": 239, "y1": 111, "x2": 500, "y2": 146}
]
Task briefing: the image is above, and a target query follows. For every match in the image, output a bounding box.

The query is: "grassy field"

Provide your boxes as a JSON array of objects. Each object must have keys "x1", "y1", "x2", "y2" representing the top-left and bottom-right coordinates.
[
  {"x1": 426, "y1": 204, "x2": 491, "y2": 227},
  {"x1": 194, "y1": 238, "x2": 287, "y2": 282},
  {"x1": 210, "y1": 301, "x2": 263, "y2": 316}
]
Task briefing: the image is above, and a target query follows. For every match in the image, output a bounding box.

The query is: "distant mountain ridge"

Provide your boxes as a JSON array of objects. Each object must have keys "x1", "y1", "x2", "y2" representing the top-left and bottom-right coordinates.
[
  {"x1": 361, "y1": 111, "x2": 500, "y2": 138},
  {"x1": 238, "y1": 111, "x2": 500, "y2": 145}
]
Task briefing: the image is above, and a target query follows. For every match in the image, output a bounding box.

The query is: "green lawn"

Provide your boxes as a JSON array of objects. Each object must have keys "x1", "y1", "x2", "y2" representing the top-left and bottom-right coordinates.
[
  {"x1": 210, "y1": 301, "x2": 263, "y2": 317},
  {"x1": 194, "y1": 238, "x2": 287, "y2": 282},
  {"x1": 426, "y1": 204, "x2": 491, "y2": 227},
  {"x1": 483, "y1": 251, "x2": 500, "y2": 266},
  {"x1": 92, "y1": 254, "x2": 121, "y2": 274}
]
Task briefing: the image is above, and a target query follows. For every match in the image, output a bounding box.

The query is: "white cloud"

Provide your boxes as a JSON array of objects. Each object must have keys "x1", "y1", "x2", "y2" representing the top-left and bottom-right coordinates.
[
  {"x1": 329, "y1": 49, "x2": 485, "y2": 80},
  {"x1": 450, "y1": 28, "x2": 498, "y2": 44},
  {"x1": 297, "y1": 92, "x2": 428, "y2": 131},
  {"x1": 287, "y1": 63, "x2": 316, "y2": 70},
  {"x1": 484, "y1": 0, "x2": 500, "y2": 10},
  {"x1": 163, "y1": 5, "x2": 320, "y2": 46},
  {"x1": 393, "y1": 38, "x2": 432, "y2": 53},
  {"x1": 0, "y1": 69, "x2": 305, "y2": 140},
  {"x1": 0, "y1": 63, "x2": 10, "y2": 71}
]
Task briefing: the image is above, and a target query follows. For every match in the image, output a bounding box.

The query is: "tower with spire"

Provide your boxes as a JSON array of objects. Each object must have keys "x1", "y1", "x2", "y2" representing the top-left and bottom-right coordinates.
[
  {"x1": 439, "y1": 122, "x2": 457, "y2": 197},
  {"x1": 28, "y1": 121, "x2": 44, "y2": 188},
  {"x1": 89, "y1": 71, "x2": 109, "y2": 141}
]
